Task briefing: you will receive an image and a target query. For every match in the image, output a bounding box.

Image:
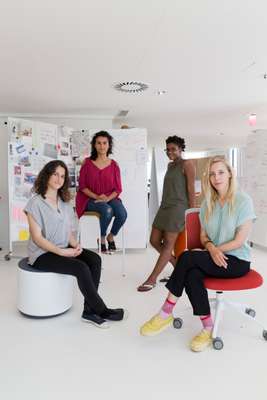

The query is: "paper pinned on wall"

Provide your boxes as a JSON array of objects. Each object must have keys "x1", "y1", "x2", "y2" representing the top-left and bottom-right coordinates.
[
  {"x1": 12, "y1": 206, "x2": 28, "y2": 223},
  {"x1": 136, "y1": 147, "x2": 147, "y2": 165},
  {"x1": 37, "y1": 122, "x2": 58, "y2": 159}
]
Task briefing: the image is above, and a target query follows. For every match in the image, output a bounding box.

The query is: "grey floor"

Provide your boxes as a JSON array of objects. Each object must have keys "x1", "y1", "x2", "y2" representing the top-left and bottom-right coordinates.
[{"x1": 0, "y1": 244, "x2": 266, "y2": 400}]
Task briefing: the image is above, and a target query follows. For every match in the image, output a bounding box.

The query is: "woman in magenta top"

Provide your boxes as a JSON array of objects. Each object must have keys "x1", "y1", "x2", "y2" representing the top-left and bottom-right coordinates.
[{"x1": 76, "y1": 131, "x2": 127, "y2": 253}]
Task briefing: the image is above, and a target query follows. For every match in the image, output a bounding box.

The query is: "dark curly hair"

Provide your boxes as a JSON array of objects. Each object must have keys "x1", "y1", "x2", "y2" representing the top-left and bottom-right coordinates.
[
  {"x1": 165, "y1": 136, "x2": 186, "y2": 151},
  {"x1": 90, "y1": 131, "x2": 113, "y2": 160},
  {"x1": 33, "y1": 160, "x2": 71, "y2": 202}
]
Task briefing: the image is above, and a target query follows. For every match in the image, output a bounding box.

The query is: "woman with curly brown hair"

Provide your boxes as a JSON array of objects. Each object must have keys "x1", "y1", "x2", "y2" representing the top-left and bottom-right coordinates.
[{"x1": 24, "y1": 160, "x2": 127, "y2": 328}]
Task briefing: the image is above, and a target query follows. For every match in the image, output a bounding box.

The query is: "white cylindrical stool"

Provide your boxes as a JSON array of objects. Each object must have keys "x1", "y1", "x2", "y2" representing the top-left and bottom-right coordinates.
[{"x1": 17, "y1": 258, "x2": 74, "y2": 317}]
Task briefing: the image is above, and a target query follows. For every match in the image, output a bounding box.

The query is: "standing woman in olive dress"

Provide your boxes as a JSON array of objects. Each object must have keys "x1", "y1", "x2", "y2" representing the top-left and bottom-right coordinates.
[{"x1": 137, "y1": 136, "x2": 196, "y2": 292}]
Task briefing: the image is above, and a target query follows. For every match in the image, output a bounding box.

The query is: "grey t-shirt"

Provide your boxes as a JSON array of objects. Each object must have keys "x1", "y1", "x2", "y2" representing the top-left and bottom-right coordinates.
[{"x1": 24, "y1": 194, "x2": 76, "y2": 265}]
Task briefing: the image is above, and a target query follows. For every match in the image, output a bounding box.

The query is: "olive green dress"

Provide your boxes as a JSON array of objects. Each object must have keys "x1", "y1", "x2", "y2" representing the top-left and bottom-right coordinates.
[{"x1": 153, "y1": 159, "x2": 189, "y2": 232}]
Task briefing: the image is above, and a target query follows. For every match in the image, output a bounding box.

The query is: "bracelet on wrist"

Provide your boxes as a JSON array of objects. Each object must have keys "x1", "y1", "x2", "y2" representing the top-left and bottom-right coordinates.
[{"x1": 204, "y1": 240, "x2": 213, "y2": 248}]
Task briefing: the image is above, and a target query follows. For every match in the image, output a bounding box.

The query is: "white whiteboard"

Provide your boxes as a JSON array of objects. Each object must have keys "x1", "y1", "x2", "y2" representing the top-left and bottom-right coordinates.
[{"x1": 243, "y1": 130, "x2": 267, "y2": 247}]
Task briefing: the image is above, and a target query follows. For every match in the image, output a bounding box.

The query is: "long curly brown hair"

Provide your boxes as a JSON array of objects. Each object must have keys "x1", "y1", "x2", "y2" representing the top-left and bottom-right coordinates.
[{"x1": 33, "y1": 160, "x2": 71, "y2": 202}]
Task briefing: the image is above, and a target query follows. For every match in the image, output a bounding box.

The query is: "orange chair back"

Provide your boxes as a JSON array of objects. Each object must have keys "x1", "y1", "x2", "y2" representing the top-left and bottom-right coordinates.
[{"x1": 174, "y1": 229, "x2": 186, "y2": 258}]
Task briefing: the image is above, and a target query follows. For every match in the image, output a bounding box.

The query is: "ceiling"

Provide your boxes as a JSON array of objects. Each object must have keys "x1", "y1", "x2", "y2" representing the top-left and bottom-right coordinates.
[{"x1": 1, "y1": 0, "x2": 267, "y2": 147}]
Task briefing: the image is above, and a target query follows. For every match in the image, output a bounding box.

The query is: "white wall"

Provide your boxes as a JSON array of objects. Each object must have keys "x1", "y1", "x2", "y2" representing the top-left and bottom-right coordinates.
[
  {"x1": 0, "y1": 115, "x2": 113, "y2": 250},
  {"x1": 113, "y1": 114, "x2": 249, "y2": 152}
]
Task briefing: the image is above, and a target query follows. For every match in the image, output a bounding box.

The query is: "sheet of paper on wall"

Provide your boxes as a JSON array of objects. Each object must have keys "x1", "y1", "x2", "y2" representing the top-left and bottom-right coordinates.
[
  {"x1": 58, "y1": 125, "x2": 73, "y2": 139},
  {"x1": 136, "y1": 147, "x2": 147, "y2": 165},
  {"x1": 58, "y1": 125, "x2": 73, "y2": 163},
  {"x1": 14, "y1": 174, "x2": 24, "y2": 199},
  {"x1": 36, "y1": 122, "x2": 58, "y2": 159},
  {"x1": 71, "y1": 132, "x2": 91, "y2": 160},
  {"x1": 12, "y1": 205, "x2": 28, "y2": 224},
  {"x1": 31, "y1": 153, "x2": 44, "y2": 173},
  {"x1": 8, "y1": 118, "x2": 34, "y2": 143},
  {"x1": 14, "y1": 140, "x2": 31, "y2": 167}
]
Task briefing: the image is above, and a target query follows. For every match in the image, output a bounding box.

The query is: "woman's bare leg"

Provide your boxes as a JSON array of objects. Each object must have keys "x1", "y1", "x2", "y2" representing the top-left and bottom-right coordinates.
[
  {"x1": 138, "y1": 231, "x2": 178, "y2": 288},
  {"x1": 150, "y1": 228, "x2": 177, "y2": 267}
]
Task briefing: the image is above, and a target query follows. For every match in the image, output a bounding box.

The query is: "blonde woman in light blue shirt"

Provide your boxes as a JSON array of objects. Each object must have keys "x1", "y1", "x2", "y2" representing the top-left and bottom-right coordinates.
[{"x1": 140, "y1": 156, "x2": 256, "y2": 352}]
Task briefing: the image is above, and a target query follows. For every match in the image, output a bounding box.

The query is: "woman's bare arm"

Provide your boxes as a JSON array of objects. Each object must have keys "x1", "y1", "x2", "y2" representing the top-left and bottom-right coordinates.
[{"x1": 184, "y1": 159, "x2": 196, "y2": 208}]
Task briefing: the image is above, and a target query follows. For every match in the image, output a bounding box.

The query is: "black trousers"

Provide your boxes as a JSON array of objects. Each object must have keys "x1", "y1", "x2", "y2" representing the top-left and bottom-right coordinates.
[
  {"x1": 166, "y1": 250, "x2": 250, "y2": 316},
  {"x1": 33, "y1": 249, "x2": 107, "y2": 315}
]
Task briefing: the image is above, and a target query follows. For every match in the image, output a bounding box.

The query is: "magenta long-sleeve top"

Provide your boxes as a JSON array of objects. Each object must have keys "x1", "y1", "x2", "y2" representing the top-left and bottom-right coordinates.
[{"x1": 75, "y1": 158, "x2": 122, "y2": 218}]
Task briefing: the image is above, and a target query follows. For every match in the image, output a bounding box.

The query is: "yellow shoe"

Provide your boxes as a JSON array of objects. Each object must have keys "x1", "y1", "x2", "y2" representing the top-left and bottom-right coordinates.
[
  {"x1": 140, "y1": 314, "x2": 173, "y2": 336},
  {"x1": 190, "y1": 329, "x2": 212, "y2": 352}
]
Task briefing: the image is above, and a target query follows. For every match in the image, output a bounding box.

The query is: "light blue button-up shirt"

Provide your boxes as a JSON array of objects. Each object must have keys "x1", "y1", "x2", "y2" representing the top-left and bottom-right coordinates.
[{"x1": 200, "y1": 191, "x2": 256, "y2": 262}]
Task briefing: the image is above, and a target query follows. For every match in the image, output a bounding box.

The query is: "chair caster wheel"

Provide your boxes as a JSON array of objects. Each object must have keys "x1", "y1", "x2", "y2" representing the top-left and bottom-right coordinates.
[
  {"x1": 173, "y1": 317, "x2": 183, "y2": 329},
  {"x1": 246, "y1": 308, "x2": 256, "y2": 318},
  {"x1": 213, "y1": 337, "x2": 224, "y2": 350},
  {"x1": 263, "y1": 330, "x2": 267, "y2": 341},
  {"x1": 5, "y1": 254, "x2": 11, "y2": 261}
]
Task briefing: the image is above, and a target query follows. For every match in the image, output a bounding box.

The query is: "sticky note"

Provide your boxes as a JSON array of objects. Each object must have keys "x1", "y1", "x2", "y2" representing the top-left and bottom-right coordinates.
[{"x1": 19, "y1": 230, "x2": 29, "y2": 241}]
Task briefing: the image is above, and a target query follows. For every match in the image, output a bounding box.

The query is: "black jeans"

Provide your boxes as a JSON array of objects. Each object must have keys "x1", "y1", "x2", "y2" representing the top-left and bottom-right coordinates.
[
  {"x1": 33, "y1": 249, "x2": 107, "y2": 315},
  {"x1": 166, "y1": 250, "x2": 250, "y2": 316}
]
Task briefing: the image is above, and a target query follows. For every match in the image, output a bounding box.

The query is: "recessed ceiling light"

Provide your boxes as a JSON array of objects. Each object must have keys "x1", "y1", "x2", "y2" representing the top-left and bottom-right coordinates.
[
  {"x1": 156, "y1": 90, "x2": 167, "y2": 95},
  {"x1": 114, "y1": 81, "x2": 148, "y2": 93}
]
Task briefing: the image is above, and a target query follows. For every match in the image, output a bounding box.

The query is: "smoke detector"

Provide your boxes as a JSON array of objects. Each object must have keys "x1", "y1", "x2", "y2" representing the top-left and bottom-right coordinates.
[{"x1": 114, "y1": 81, "x2": 148, "y2": 93}]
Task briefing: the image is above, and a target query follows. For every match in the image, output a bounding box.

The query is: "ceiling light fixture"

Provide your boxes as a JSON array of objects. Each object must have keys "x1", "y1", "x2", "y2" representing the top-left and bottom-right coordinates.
[
  {"x1": 156, "y1": 90, "x2": 167, "y2": 95},
  {"x1": 114, "y1": 81, "x2": 148, "y2": 93}
]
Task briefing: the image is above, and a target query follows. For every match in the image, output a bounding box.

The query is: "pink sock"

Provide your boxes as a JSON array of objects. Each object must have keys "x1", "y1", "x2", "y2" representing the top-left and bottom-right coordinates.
[
  {"x1": 159, "y1": 298, "x2": 176, "y2": 319},
  {"x1": 200, "y1": 315, "x2": 213, "y2": 331}
]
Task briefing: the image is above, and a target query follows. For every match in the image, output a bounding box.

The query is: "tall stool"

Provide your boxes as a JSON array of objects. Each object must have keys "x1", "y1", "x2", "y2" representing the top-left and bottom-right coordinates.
[
  {"x1": 105, "y1": 219, "x2": 126, "y2": 277},
  {"x1": 79, "y1": 211, "x2": 101, "y2": 253},
  {"x1": 79, "y1": 212, "x2": 126, "y2": 276},
  {"x1": 120, "y1": 224, "x2": 126, "y2": 277}
]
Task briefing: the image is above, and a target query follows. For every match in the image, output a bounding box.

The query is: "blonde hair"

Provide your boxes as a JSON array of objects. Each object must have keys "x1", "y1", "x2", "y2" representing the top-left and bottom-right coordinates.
[{"x1": 202, "y1": 156, "x2": 236, "y2": 221}]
